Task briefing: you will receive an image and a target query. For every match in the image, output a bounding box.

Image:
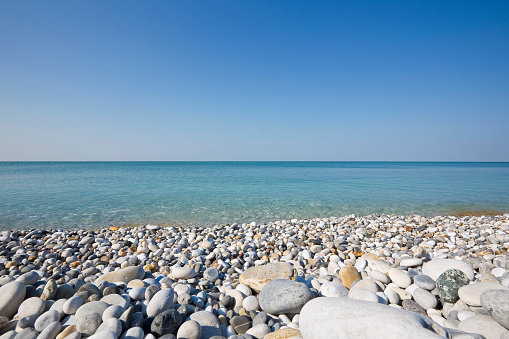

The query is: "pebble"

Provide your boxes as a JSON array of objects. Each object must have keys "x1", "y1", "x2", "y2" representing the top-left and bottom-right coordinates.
[
  {"x1": 458, "y1": 282, "x2": 509, "y2": 306},
  {"x1": 436, "y1": 269, "x2": 469, "y2": 304},
  {"x1": 458, "y1": 315, "x2": 508, "y2": 339},
  {"x1": 414, "y1": 275, "x2": 436, "y2": 291},
  {"x1": 480, "y1": 289, "x2": 509, "y2": 329},
  {"x1": 146, "y1": 289, "x2": 174, "y2": 317},
  {"x1": 259, "y1": 279, "x2": 313, "y2": 315},
  {"x1": 175, "y1": 320, "x2": 201, "y2": 339},
  {"x1": 239, "y1": 263, "x2": 297, "y2": 293},
  {"x1": 388, "y1": 268, "x2": 411, "y2": 288},
  {"x1": 189, "y1": 311, "x2": 221, "y2": 338},
  {"x1": 0, "y1": 282, "x2": 26, "y2": 319}
]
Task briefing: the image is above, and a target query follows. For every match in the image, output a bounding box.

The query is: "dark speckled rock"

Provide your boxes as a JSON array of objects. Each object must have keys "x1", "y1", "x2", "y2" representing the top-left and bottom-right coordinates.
[{"x1": 436, "y1": 269, "x2": 469, "y2": 304}]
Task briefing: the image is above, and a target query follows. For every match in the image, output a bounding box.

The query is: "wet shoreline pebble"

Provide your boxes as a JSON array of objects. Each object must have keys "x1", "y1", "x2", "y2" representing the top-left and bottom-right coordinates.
[{"x1": 1, "y1": 213, "x2": 509, "y2": 338}]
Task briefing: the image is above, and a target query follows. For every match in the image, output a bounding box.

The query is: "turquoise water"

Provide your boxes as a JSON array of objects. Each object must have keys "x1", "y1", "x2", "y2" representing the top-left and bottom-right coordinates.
[{"x1": 0, "y1": 162, "x2": 508, "y2": 229}]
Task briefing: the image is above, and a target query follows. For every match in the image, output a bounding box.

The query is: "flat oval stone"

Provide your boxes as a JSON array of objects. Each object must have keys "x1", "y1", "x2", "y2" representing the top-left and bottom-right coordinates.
[
  {"x1": 76, "y1": 313, "x2": 102, "y2": 336},
  {"x1": 171, "y1": 267, "x2": 196, "y2": 280},
  {"x1": 412, "y1": 288, "x2": 438, "y2": 310},
  {"x1": 88, "y1": 330, "x2": 116, "y2": 339},
  {"x1": 100, "y1": 294, "x2": 128, "y2": 310},
  {"x1": 96, "y1": 318, "x2": 122, "y2": 337},
  {"x1": 259, "y1": 279, "x2": 314, "y2": 315},
  {"x1": 300, "y1": 297, "x2": 446, "y2": 339},
  {"x1": 388, "y1": 268, "x2": 411, "y2": 289},
  {"x1": 458, "y1": 314, "x2": 507, "y2": 339},
  {"x1": 422, "y1": 259, "x2": 475, "y2": 281},
  {"x1": 75, "y1": 301, "x2": 109, "y2": 319},
  {"x1": 34, "y1": 310, "x2": 60, "y2": 332},
  {"x1": 0, "y1": 282, "x2": 26, "y2": 319},
  {"x1": 239, "y1": 263, "x2": 298, "y2": 293},
  {"x1": 189, "y1": 311, "x2": 221, "y2": 338},
  {"x1": 16, "y1": 272, "x2": 40, "y2": 286},
  {"x1": 480, "y1": 289, "x2": 509, "y2": 329},
  {"x1": 17, "y1": 297, "x2": 46, "y2": 319},
  {"x1": 436, "y1": 269, "x2": 469, "y2": 304},
  {"x1": 146, "y1": 289, "x2": 174, "y2": 317},
  {"x1": 414, "y1": 275, "x2": 436, "y2": 291},
  {"x1": 37, "y1": 321, "x2": 61, "y2": 339},
  {"x1": 459, "y1": 282, "x2": 509, "y2": 307},
  {"x1": 96, "y1": 267, "x2": 145, "y2": 284},
  {"x1": 400, "y1": 258, "x2": 423, "y2": 267},
  {"x1": 63, "y1": 296, "x2": 83, "y2": 315},
  {"x1": 319, "y1": 282, "x2": 349, "y2": 298},
  {"x1": 176, "y1": 320, "x2": 201, "y2": 339}
]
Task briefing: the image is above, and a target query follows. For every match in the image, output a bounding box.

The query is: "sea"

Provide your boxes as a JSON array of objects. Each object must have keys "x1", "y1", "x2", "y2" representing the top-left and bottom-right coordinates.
[{"x1": 0, "y1": 162, "x2": 508, "y2": 230}]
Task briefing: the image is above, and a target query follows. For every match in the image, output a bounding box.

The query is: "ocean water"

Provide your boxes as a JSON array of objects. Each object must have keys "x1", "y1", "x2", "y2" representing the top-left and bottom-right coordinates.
[{"x1": 0, "y1": 162, "x2": 508, "y2": 230}]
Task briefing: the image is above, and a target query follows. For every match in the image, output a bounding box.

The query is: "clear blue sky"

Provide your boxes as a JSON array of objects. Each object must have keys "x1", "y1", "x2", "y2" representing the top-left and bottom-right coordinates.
[{"x1": 1, "y1": 1, "x2": 508, "y2": 161}]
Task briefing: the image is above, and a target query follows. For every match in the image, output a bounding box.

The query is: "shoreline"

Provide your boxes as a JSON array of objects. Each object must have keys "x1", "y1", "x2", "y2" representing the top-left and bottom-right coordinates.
[{"x1": 2, "y1": 210, "x2": 507, "y2": 232}]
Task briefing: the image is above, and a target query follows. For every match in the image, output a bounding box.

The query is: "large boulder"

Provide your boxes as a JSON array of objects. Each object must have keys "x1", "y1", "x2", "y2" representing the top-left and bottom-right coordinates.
[{"x1": 299, "y1": 297, "x2": 447, "y2": 339}]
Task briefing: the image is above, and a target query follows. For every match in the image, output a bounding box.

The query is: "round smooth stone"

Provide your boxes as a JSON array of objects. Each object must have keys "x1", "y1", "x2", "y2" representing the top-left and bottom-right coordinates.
[
  {"x1": 96, "y1": 318, "x2": 122, "y2": 337},
  {"x1": 414, "y1": 275, "x2": 436, "y2": 291},
  {"x1": 63, "y1": 296, "x2": 83, "y2": 315},
  {"x1": 171, "y1": 267, "x2": 196, "y2": 280},
  {"x1": 173, "y1": 284, "x2": 190, "y2": 296},
  {"x1": 102, "y1": 305, "x2": 123, "y2": 320},
  {"x1": 100, "y1": 294, "x2": 128, "y2": 310},
  {"x1": 189, "y1": 311, "x2": 221, "y2": 338},
  {"x1": 0, "y1": 282, "x2": 26, "y2": 319},
  {"x1": 319, "y1": 282, "x2": 349, "y2": 298},
  {"x1": 34, "y1": 310, "x2": 60, "y2": 332},
  {"x1": 230, "y1": 315, "x2": 252, "y2": 335},
  {"x1": 17, "y1": 297, "x2": 46, "y2": 319},
  {"x1": 458, "y1": 282, "x2": 509, "y2": 307},
  {"x1": 76, "y1": 312, "x2": 102, "y2": 336},
  {"x1": 16, "y1": 272, "x2": 40, "y2": 286},
  {"x1": 96, "y1": 266, "x2": 145, "y2": 284},
  {"x1": 338, "y1": 266, "x2": 361, "y2": 289},
  {"x1": 259, "y1": 279, "x2": 313, "y2": 315},
  {"x1": 37, "y1": 321, "x2": 61, "y2": 339},
  {"x1": 400, "y1": 258, "x2": 423, "y2": 267},
  {"x1": 236, "y1": 284, "x2": 252, "y2": 297},
  {"x1": 436, "y1": 269, "x2": 469, "y2": 304},
  {"x1": 388, "y1": 268, "x2": 411, "y2": 289},
  {"x1": 203, "y1": 268, "x2": 219, "y2": 282},
  {"x1": 88, "y1": 330, "x2": 116, "y2": 339},
  {"x1": 120, "y1": 327, "x2": 144, "y2": 339},
  {"x1": 147, "y1": 289, "x2": 174, "y2": 317},
  {"x1": 176, "y1": 320, "x2": 201, "y2": 339},
  {"x1": 246, "y1": 324, "x2": 270, "y2": 338},
  {"x1": 458, "y1": 315, "x2": 507, "y2": 339},
  {"x1": 369, "y1": 270, "x2": 391, "y2": 284},
  {"x1": 242, "y1": 296, "x2": 259, "y2": 312},
  {"x1": 480, "y1": 289, "x2": 509, "y2": 329},
  {"x1": 128, "y1": 287, "x2": 146, "y2": 301},
  {"x1": 412, "y1": 288, "x2": 438, "y2": 310},
  {"x1": 76, "y1": 301, "x2": 109, "y2": 319}
]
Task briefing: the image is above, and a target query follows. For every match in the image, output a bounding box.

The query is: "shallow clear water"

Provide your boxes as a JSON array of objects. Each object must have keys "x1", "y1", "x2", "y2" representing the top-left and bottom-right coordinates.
[{"x1": 0, "y1": 162, "x2": 508, "y2": 229}]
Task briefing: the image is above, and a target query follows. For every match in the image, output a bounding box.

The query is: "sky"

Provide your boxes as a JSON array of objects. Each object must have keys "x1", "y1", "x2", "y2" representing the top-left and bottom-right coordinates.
[{"x1": 0, "y1": 1, "x2": 508, "y2": 161}]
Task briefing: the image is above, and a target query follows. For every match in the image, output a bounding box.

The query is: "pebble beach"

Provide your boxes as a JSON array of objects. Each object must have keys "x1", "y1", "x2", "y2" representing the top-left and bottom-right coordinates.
[{"x1": 1, "y1": 214, "x2": 509, "y2": 339}]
